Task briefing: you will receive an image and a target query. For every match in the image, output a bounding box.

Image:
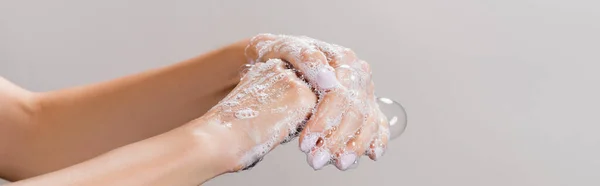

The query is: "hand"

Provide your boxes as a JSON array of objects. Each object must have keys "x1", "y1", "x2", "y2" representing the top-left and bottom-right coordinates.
[
  {"x1": 189, "y1": 59, "x2": 317, "y2": 172},
  {"x1": 245, "y1": 34, "x2": 390, "y2": 170}
]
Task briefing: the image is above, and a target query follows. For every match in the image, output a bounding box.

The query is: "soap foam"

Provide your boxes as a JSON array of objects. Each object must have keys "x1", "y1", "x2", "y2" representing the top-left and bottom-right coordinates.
[
  {"x1": 235, "y1": 108, "x2": 259, "y2": 119},
  {"x1": 239, "y1": 34, "x2": 389, "y2": 171}
]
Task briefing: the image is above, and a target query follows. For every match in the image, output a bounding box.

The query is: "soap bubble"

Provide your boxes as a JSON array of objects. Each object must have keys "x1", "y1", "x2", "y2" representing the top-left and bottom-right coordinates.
[{"x1": 375, "y1": 97, "x2": 408, "y2": 140}]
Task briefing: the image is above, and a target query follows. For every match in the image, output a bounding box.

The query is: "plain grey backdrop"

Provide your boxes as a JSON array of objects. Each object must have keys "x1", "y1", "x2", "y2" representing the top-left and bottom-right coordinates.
[{"x1": 1, "y1": 0, "x2": 599, "y2": 185}]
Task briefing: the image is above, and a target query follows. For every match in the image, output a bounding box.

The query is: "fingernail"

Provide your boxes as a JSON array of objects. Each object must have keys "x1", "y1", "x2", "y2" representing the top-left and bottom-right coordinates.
[
  {"x1": 300, "y1": 133, "x2": 319, "y2": 153},
  {"x1": 316, "y1": 67, "x2": 339, "y2": 90},
  {"x1": 308, "y1": 150, "x2": 331, "y2": 170},
  {"x1": 337, "y1": 153, "x2": 357, "y2": 170},
  {"x1": 373, "y1": 147, "x2": 385, "y2": 160}
]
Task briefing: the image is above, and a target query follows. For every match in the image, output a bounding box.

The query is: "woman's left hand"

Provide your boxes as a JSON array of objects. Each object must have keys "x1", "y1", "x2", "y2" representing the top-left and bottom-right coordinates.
[{"x1": 245, "y1": 34, "x2": 390, "y2": 170}]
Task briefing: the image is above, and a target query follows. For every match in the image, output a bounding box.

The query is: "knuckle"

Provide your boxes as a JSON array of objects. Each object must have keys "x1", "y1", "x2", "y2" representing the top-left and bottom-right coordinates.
[
  {"x1": 251, "y1": 33, "x2": 275, "y2": 43},
  {"x1": 358, "y1": 60, "x2": 371, "y2": 72},
  {"x1": 341, "y1": 47, "x2": 356, "y2": 57},
  {"x1": 303, "y1": 56, "x2": 326, "y2": 67},
  {"x1": 249, "y1": 34, "x2": 278, "y2": 59},
  {"x1": 298, "y1": 50, "x2": 327, "y2": 68},
  {"x1": 278, "y1": 37, "x2": 323, "y2": 62}
]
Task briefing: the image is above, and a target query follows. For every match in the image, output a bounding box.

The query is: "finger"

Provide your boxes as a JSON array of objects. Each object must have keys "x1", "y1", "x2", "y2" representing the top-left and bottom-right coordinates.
[
  {"x1": 315, "y1": 42, "x2": 370, "y2": 90},
  {"x1": 346, "y1": 112, "x2": 378, "y2": 157},
  {"x1": 334, "y1": 60, "x2": 373, "y2": 92},
  {"x1": 297, "y1": 50, "x2": 362, "y2": 152},
  {"x1": 324, "y1": 109, "x2": 365, "y2": 170},
  {"x1": 251, "y1": 35, "x2": 340, "y2": 91},
  {"x1": 299, "y1": 92, "x2": 350, "y2": 170},
  {"x1": 245, "y1": 33, "x2": 278, "y2": 64},
  {"x1": 298, "y1": 93, "x2": 345, "y2": 153},
  {"x1": 312, "y1": 42, "x2": 356, "y2": 68},
  {"x1": 367, "y1": 110, "x2": 391, "y2": 161}
]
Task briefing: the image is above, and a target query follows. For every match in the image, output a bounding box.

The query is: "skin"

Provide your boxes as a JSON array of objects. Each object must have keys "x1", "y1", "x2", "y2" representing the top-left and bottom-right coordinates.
[
  {"x1": 0, "y1": 40, "x2": 250, "y2": 180},
  {"x1": 6, "y1": 57, "x2": 316, "y2": 186},
  {"x1": 0, "y1": 34, "x2": 389, "y2": 185},
  {"x1": 246, "y1": 34, "x2": 390, "y2": 170}
]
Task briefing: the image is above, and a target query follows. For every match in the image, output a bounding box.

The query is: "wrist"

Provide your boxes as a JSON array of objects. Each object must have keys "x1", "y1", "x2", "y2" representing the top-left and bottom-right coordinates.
[
  {"x1": 180, "y1": 117, "x2": 238, "y2": 174},
  {"x1": 135, "y1": 124, "x2": 227, "y2": 186}
]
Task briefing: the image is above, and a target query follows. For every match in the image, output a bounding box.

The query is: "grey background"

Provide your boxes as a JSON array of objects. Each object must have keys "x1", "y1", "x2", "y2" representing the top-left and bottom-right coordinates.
[{"x1": 1, "y1": 0, "x2": 599, "y2": 185}]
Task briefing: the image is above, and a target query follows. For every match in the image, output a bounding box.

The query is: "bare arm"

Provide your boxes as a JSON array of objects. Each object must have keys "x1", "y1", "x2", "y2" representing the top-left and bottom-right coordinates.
[
  {"x1": 0, "y1": 33, "x2": 390, "y2": 182},
  {"x1": 2, "y1": 57, "x2": 317, "y2": 186},
  {"x1": 7, "y1": 121, "x2": 229, "y2": 186},
  {"x1": 0, "y1": 39, "x2": 249, "y2": 180}
]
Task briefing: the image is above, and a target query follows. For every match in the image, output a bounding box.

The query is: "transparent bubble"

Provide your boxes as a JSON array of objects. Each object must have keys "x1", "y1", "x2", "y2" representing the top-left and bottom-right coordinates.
[{"x1": 375, "y1": 96, "x2": 408, "y2": 140}]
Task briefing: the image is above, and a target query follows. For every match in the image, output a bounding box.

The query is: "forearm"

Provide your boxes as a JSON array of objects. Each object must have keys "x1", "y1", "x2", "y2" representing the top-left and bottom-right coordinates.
[
  {"x1": 0, "y1": 78, "x2": 38, "y2": 179},
  {"x1": 8, "y1": 125, "x2": 226, "y2": 186},
  {"x1": 3, "y1": 39, "x2": 249, "y2": 180}
]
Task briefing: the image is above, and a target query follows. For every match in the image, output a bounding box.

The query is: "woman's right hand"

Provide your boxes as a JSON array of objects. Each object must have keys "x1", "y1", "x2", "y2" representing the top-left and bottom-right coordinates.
[{"x1": 186, "y1": 59, "x2": 317, "y2": 172}]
